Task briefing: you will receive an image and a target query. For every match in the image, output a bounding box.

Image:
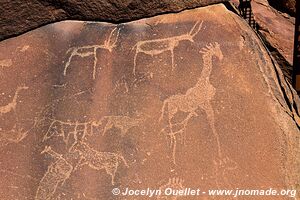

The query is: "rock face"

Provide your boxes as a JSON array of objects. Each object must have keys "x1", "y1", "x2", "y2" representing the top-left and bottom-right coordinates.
[
  {"x1": 0, "y1": 0, "x2": 227, "y2": 41},
  {"x1": 231, "y1": 0, "x2": 295, "y2": 83},
  {"x1": 268, "y1": 0, "x2": 296, "y2": 16},
  {"x1": 0, "y1": 4, "x2": 299, "y2": 200},
  {"x1": 251, "y1": 0, "x2": 295, "y2": 82}
]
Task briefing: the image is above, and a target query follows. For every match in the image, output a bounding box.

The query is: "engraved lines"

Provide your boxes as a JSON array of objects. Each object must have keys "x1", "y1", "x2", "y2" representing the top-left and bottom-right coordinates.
[
  {"x1": 0, "y1": 59, "x2": 12, "y2": 68},
  {"x1": 69, "y1": 140, "x2": 128, "y2": 185},
  {"x1": 132, "y1": 21, "x2": 203, "y2": 74},
  {"x1": 159, "y1": 42, "x2": 224, "y2": 164},
  {"x1": 97, "y1": 115, "x2": 143, "y2": 136},
  {"x1": 43, "y1": 115, "x2": 143, "y2": 146},
  {"x1": 157, "y1": 177, "x2": 184, "y2": 200},
  {"x1": 63, "y1": 27, "x2": 120, "y2": 79},
  {"x1": 42, "y1": 119, "x2": 98, "y2": 145},
  {"x1": 35, "y1": 146, "x2": 73, "y2": 200},
  {"x1": 0, "y1": 86, "x2": 28, "y2": 115}
]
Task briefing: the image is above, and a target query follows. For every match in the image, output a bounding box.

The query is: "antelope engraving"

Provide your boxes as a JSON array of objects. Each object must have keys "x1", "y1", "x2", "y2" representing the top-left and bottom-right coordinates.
[
  {"x1": 63, "y1": 27, "x2": 120, "y2": 79},
  {"x1": 35, "y1": 146, "x2": 73, "y2": 200},
  {"x1": 157, "y1": 177, "x2": 184, "y2": 200},
  {"x1": 132, "y1": 21, "x2": 203, "y2": 74},
  {"x1": 69, "y1": 141, "x2": 128, "y2": 185},
  {"x1": 159, "y1": 42, "x2": 223, "y2": 164},
  {"x1": 0, "y1": 85, "x2": 28, "y2": 115}
]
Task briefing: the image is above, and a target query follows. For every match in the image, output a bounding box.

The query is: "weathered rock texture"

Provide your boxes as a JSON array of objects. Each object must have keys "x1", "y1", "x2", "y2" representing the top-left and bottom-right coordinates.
[
  {"x1": 0, "y1": 0, "x2": 227, "y2": 41},
  {"x1": 231, "y1": 0, "x2": 295, "y2": 83},
  {"x1": 268, "y1": 0, "x2": 296, "y2": 16},
  {"x1": 0, "y1": 4, "x2": 299, "y2": 200}
]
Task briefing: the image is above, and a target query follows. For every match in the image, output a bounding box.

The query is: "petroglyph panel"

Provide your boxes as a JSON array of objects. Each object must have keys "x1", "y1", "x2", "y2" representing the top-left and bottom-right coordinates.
[{"x1": 0, "y1": 4, "x2": 299, "y2": 200}]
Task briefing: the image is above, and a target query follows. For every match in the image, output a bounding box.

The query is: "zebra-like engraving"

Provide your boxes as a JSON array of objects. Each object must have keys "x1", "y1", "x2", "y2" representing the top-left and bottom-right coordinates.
[
  {"x1": 159, "y1": 42, "x2": 223, "y2": 164},
  {"x1": 63, "y1": 27, "x2": 120, "y2": 79},
  {"x1": 35, "y1": 146, "x2": 73, "y2": 200},
  {"x1": 132, "y1": 21, "x2": 203, "y2": 74},
  {"x1": 69, "y1": 141, "x2": 128, "y2": 185}
]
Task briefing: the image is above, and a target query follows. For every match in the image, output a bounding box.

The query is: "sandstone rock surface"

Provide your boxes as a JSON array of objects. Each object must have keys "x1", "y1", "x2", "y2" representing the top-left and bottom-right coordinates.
[
  {"x1": 268, "y1": 0, "x2": 296, "y2": 16},
  {"x1": 0, "y1": 0, "x2": 226, "y2": 41},
  {"x1": 0, "y1": 4, "x2": 299, "y2": 200},
  {"x1": 231, "y1": 0, "x2": 295, "y2": 82}
]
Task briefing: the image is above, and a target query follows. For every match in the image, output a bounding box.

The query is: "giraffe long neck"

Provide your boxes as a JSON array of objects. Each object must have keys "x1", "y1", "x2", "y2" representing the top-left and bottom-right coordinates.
[{"x1": 199, "y1": 52, "x2": 213, "y2": 81}]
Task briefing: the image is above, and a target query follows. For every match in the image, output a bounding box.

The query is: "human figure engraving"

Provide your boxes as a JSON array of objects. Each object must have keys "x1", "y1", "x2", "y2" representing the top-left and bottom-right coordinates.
[
  {"x1": 69, "y1": 141, "x2": 128, "y2": 185},
  {"x1": 35, "y1": 146, "x2": 73, "y2": 200},
  {"x1": 159, "y1": 42, "x2": 224, "y2": 164},
  {"x1": 132, "y1": 21, "x2": 203, "y2": 74},
  {"x1": 63, "y1": 27, "x2": 120, "y2": 79}
]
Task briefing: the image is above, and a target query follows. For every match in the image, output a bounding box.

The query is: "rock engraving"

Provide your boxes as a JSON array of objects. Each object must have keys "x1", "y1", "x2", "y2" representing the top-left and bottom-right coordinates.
[
  {"x1": 0, "y1": 85, "x2": 28, "y2": 116},
  {"x1": 63, "y1": 27, "x2": 120, "y2": 79},
  {"x1": 159, "y1": 42, "x2": 224, "y2": 164},
  {"x1": 132, "y1": 21, "x2": 203, "y2": 74},
  {"x1": 69, "y1": 141, "x2": 128, "y2": 185},
  {"x1": 35, "y1": 146, "x2": 73, "y2": 200}
]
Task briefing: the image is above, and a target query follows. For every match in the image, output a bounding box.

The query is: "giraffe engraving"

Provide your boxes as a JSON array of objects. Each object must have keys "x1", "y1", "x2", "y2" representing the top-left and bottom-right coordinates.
[
  {"x1": 69, "y1": 141, "x2": 128, "y2": 185},
  {"x1": 35, "y1": 146, "x2": 73, "y2": 200},
  {"x1": 63, "y1": 27, "x2": 120, "y2": 79},
  {"x1": 0, "y1": 85, "x2": 28, "y2": 115},
  {"x1": 132, "y1": 21, "x2": 203, "y2": 74},
  {"x1": 159, "y1": 42, "x2": 224, "y2": 164}
]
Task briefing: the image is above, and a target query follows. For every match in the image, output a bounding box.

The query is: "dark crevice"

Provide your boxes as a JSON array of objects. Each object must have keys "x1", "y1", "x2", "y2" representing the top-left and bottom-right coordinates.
[{"x1": 0, "y1": 1, "x2": 226, "y2": 42}]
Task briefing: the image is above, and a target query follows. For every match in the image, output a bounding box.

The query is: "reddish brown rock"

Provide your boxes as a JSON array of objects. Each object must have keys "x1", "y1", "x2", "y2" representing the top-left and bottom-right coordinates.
[
  {"x1": 268, "y1": 0, "x2": 296, "y2": 16},
  {"x1": 0, "y1": 4, "x2": 299, "y2": 200},
  {"x1": 231, "y1": 0, "x2": 295, "y2": 82},
  {"x1": 0, "y1": 0, "x2": 227, "y2": 41}
]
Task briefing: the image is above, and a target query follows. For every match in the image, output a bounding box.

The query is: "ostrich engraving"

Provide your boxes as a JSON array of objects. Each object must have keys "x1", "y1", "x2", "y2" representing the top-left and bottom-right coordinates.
[
  {"x1": 132, "y1": 21, "x2": 203, "y2": 75},
  {"x1": 63, "y1": 27, "x2": 120, "y2": 79},
  {"x1": 159, "y1": 42, "x2": 224, "y2": 164},
  {"x1": 0, "y1": 85, "x2": 28, "y2": 115}
]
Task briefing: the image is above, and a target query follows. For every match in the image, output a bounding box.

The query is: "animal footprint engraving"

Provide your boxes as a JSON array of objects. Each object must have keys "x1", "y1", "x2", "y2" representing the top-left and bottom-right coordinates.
[
  {"x1": 69, "y1": 141, "x2": 128, "y2": 185},
  {"x1": 160, "y1": 42, "x2": 224, "y2": 164},
  {"x1": 63, "y1": 27, "x2": 120, "y2": 79},
  {"x1": 35, "y1": 146, "x2": 73, "y2": 200},
  {"x1": 132, "y1": 21, "x2": 203, "y2": 74},
  {"x1": 213, "y1": 156, "x2": 238, "y2": 188},
  {"x1": 157, "y1": 177, "x2": 184, "y2": 200}
]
